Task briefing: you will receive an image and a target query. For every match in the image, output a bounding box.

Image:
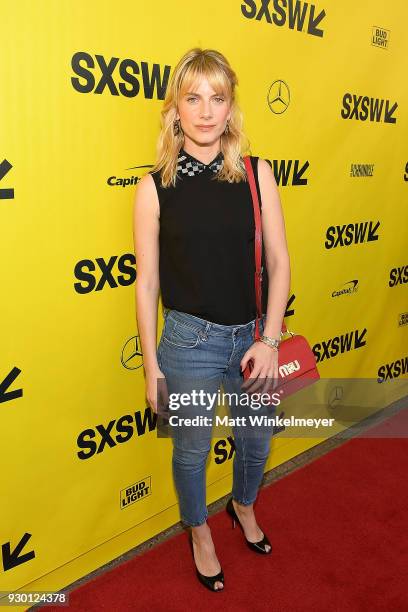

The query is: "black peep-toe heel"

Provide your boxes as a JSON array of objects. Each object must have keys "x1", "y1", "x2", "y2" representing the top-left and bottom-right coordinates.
[
  {"x1": 188, "y1": 530, "x2": 225, "y2": 592},
  {"x1": 226, "y1": 496, "x2": 272, "y2": 554}
]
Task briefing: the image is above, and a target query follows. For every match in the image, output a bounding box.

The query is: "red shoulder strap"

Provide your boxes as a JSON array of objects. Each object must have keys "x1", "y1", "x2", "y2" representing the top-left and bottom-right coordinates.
[{"x1": 243, "y1": 156, "x2": 287, "y2": 338}]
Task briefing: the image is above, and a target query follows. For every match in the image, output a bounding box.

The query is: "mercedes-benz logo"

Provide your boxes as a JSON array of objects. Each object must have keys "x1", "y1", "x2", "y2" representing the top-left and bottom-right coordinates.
[
  {"x1": 267, "y1": 80, "x2": 290, "y2": 114},
  {"x1": 328, "y1": 385, "x2": 344, "y2": 409},
  {"x1": 121, "y1": 336, "x2": 144, "y2": 370}
]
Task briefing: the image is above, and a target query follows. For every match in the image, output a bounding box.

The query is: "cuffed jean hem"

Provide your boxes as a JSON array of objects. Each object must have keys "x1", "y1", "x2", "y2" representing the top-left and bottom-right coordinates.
[
  {"x1": 181, "y1": 513, "x2": 208, "y2": 527},
  {"x1": 232, "y1": 495, "x2": 257, "y2": 506}
]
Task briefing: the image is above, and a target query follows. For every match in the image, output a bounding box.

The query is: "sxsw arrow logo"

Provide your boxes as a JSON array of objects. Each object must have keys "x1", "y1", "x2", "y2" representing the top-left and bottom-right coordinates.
[
  {"x1": 341, "y1": 93, "x2": 398, "y2": 123},
  {"x1": 285, "y1": 294, "x2": 295, "y2": 317},
  {"x1": 2, "y1": 533, "x2": 35, "y2": 571},
  {"x1": 0, "y1": 367, "x2": 23, "y2": 403},
  {"x1": 325, "y1": 221, "x2": 380, "y2": 249},
  {"x1": 313, "y1": 328, "x2": 367, "y2": 362},
  {"x1": 266, "y1": 160, "x2": 309, "y2": 186},
  {"x1": 241, "y1": 1, "x2": 326, "y2": 37},
  {"x1": 0, "y1": 159, "x2": 14, "y2": 200}
]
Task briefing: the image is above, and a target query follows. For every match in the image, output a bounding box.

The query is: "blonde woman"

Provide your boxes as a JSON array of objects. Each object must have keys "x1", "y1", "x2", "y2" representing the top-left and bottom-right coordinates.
[{"x1": 133, "y1": 48, "x2": 290, "y2": 592}]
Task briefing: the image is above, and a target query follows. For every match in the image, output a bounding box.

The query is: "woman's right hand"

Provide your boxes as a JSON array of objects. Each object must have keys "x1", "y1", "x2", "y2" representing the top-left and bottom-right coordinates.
[{"x1": 146, "y1": 367, "x2": 169, "y2": 414}]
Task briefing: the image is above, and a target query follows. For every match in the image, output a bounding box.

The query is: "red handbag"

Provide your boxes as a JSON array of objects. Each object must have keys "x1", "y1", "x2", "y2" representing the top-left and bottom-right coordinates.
[{"x1": 242, "y1": 156, "x2": 320, "y2": 399}]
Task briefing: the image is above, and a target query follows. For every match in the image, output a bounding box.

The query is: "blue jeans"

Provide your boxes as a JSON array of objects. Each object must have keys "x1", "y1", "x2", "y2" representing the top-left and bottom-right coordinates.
[{"x1": 156, "y1": 308, "x2": 276, "y2": 527}]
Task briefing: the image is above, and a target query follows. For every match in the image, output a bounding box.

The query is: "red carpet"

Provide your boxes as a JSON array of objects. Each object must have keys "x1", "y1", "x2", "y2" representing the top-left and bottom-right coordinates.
[{"x1": 41, "y1": 422, "x2": 408, "y2": 611}]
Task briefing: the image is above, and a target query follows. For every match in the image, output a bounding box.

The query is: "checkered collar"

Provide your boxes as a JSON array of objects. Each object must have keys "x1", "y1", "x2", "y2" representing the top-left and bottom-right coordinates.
[{"x1": 176, "y1": 148, "x2": 224, "y2": 177}]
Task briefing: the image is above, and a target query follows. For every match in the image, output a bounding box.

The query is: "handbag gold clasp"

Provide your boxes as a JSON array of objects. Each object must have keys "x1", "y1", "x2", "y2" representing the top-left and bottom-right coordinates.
[{"x1": 281, "y1": 327, "x2": 295, "y2": 338}]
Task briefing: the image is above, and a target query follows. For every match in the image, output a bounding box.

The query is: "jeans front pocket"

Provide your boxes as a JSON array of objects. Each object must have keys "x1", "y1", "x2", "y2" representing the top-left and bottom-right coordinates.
[{"x1": 163, "y1": 317, "x2": 202, "y2": 349}]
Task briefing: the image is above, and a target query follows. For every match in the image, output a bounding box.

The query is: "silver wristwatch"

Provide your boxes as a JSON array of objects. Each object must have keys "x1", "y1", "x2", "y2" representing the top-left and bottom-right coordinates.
[{"x1": 260, "y1": 335, "x2": 280, "y2": 350}]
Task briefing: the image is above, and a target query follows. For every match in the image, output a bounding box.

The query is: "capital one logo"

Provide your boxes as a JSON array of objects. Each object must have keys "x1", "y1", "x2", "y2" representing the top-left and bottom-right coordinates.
[
  {"x1": 279, "y1": 360, "x2": 300, "y2": 377},
  {"x1": 267, "y1": 80, "x2": 290, "y2": 114}
]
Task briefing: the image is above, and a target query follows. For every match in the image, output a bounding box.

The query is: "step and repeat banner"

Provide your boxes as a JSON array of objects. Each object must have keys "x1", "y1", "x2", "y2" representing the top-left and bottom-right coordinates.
[{"x1": 1, "y1": 0, "x2": 407, "y2": 604}]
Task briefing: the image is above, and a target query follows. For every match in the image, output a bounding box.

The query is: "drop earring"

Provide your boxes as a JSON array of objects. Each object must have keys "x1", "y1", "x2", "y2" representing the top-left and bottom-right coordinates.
[
  {"x1": 224, "y1": 120, "x2": 230, "y2": 135},
  {"x1": 173, "y1": 119, "x2": 181, "y2": 136}
]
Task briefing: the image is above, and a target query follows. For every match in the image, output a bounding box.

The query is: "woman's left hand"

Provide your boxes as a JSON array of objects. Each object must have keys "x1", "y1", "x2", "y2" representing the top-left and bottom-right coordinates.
[{"x1": 240, "y1": 340, "x2": 279, "y2": 395}]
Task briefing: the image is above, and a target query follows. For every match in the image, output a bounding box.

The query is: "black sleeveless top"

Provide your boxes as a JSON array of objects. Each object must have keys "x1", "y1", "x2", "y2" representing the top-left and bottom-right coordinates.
[{"x1": 150, "y1": 148, "x2": 269, "y2": 325}]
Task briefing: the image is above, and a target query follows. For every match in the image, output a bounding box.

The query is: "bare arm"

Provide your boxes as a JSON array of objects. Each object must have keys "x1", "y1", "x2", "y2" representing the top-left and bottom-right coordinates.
[
  {"x1": 257, "y1": 158, "x2": 291, "y2": 339},
  {"x1": 132, "y1": 173, "x2": 161, "y2": 376}
]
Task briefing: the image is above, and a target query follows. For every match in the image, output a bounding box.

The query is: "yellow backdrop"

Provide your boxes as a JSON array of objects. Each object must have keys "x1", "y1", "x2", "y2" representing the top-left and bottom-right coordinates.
[{"x1": 1, "y1": 0, "x2": 407, "y2": 605}]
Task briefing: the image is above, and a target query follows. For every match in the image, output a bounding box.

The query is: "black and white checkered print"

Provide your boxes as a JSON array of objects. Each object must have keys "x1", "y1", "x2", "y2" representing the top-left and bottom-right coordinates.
[{"x1": 177, "y1": 149, "x2": 224, "y2": 177}]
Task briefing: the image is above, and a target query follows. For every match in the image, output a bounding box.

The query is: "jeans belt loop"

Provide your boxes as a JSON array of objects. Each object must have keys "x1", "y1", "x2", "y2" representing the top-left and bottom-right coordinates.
[{"x1": 199, "y1": 321, "x2": 210, "y2": 341}]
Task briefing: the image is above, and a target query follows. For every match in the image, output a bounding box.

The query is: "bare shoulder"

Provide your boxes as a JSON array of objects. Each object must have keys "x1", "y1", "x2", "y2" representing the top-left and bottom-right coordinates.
[
  {"x1": 256, "y1": 157, "x2": 283, "y2": 217},
  {"x1": 134, "y1": 172, "x2": 160, "y2": 217},
  {"x1": 136, "y1": 172, "x2": 156, "y2": 196},
  {"x1": 257, "y1": 158, "x2": 277, "y2": 189}
]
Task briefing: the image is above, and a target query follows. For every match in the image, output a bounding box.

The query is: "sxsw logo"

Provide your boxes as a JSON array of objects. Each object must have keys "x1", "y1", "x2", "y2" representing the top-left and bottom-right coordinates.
[
  {"x1": 71, "y1": 52, "x2": 171, "y2": 99},
  {"x1": 213, "y1": 423, "x2": 285, "y2": 463},
  {"x1": 264, "y1": 159, "x2": 308, "y2": 186},
  {"x1": 121, "y1": 477, "x2": 152, "y2": 509},
  {"x1": 341, "y1": 93, "x2": 397, "y2": 123},
  {"x1": 74, "y1": 253, "x2": 136, "y2": 293},
  {"x1": 241, "y1": 0, "x2": 326, "y2": 37},
  {"x1": 377, "y1": 355, "x2": 408, "y2": 382},
  {"x1": 313, "y1": 328, "x2": 367, "y2": 362},
  {"x1": 388, "y1": 264, "x2": 408, "y2": 287},
  {"x1": 77, "y1": 408, "x2": 157, "y2": 459},
  {"x1": 325, "y1": 220, "x2": 380, "y2": 249}
]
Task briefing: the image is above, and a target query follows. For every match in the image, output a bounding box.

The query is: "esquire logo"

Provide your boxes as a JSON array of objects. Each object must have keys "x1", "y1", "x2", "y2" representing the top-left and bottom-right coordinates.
[
  {"x1": 71, "y1": 52, "x2": 171, "y2": 99},
  {"x1": 241, "y1": 0, "x2": 325, "y2": 37},
  {"x1": 377, "y1": 355, "x2": 408, "y2": 382},
  {"x1": 77, "y1": 408, "x2": 157, "y2": 459},
  {"x1": 313, "y1": 329, "x2": 367, "y2": 362},
  {"x1": 341, "y1": 93, "x2": 397, "y2": 123},
  {"x1": 388, "y1": 264, "x2": 408, "y2": 287},
  {"x1": 74, "y1": 253, "x2": 136, "y2": 294},
  {"x1": 325, "y1": 220, "x2": 380, "y2": 249},
  {"x1": 350, "y1": 164, "x2": 374, "y2": 178}
]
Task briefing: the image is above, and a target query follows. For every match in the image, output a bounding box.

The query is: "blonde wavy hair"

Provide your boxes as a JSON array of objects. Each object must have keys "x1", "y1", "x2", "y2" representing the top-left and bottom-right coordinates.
[{"x1": 149, "y1": 47, "x2": 251, "y2": 188}]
